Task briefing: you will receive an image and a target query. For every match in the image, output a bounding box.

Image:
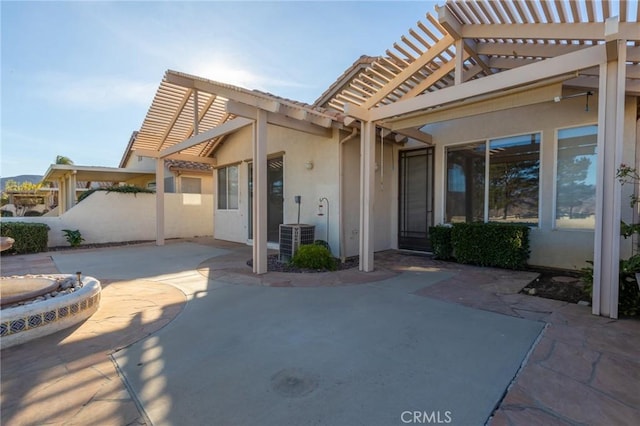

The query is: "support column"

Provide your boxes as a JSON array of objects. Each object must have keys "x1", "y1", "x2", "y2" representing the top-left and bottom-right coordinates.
[
  {"x1": 454, "y1": 39, "x2": 464, "y2": 85},
  {"x1": 593, "y1": 31, "x2": 626, "y2": 318},
  {"x1": 359, "y1": 121, "x2": 376, "y2": 272},
  {"x1": 156, "y1": 158, "x2": 165, "y2": 246},
  {"x1": 68, "y1": 171, "x2": 77, "y2": 208},
  {"x1": 58, "y1": 177, "x2": 66, "y2": 214},
  {"x1": 253, "y1": 109, "x2": 268, "y2": 274}
]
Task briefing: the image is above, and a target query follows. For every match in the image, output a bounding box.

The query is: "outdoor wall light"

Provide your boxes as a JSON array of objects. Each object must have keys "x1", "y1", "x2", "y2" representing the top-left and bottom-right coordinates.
[{"x1": 305, "y1": 161, "x2": 314, "y2": 170}]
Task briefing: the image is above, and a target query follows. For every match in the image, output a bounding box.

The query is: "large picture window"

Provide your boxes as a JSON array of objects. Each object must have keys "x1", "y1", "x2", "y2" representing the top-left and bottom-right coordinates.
[
  {"x1": 217, "y1": 165, "x2": 238, "y2": 210},
  {"x1": 555, "y1": 125, "x2": 597, "y2": 229},
  {"x1": 445, "y1": 133, "x2": 540, "y2": 225}
]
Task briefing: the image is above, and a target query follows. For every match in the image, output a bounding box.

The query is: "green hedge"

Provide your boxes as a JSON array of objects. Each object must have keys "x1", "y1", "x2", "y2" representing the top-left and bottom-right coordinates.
[
  {"x1": 429, "y1": 225, "x2": 454, "y2": 260},
  {"x1": 0, "y1": 222, "x2": 50, "y2": 254},
  {"x1": 451, "y1": 222, "x2": 530, "y2": 269}
]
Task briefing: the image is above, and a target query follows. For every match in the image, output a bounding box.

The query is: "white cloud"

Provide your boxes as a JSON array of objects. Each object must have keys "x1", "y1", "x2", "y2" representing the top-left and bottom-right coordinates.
[
  {"x1": 183, "y1": 57, "x2": 313, "y2": 93},
  {"x1": 33, "y1": 73, "x2": 157, "y2": 109}
]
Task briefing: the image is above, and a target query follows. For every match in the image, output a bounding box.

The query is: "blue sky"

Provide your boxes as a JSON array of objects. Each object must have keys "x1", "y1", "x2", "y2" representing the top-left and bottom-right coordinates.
[{"x1": 1, "y1": 1, "x2": 436, "y2": 178}]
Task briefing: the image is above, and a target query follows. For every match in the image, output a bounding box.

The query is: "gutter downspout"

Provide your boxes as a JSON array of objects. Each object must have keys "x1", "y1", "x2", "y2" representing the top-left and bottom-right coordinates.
[{"x1": 339, "y1": 126, "x2": 359, "y2": 263}]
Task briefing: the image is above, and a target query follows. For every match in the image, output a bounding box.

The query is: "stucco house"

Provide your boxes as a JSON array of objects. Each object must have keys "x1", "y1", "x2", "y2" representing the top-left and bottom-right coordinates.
[{"x1": 128, "y1": 0, "x2": 638, "y2": 319}]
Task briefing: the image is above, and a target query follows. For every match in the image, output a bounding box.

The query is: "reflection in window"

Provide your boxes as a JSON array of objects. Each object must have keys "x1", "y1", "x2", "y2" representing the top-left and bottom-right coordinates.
[
  {"x1": 446, "y1": 142, "x2": 485, "y2": 223},
  {"x1": 217, "y1": 165, "x2": 238, "y2": 210},
  {"x1": 445, "y1": 133, "x2": 540, "y2": 225},
  {"x1": 488, "y1": 134, "x2": 540, "y2": 224},
  {"x1": 555, "y1": 125, "x2": 597, "y2": 229}
]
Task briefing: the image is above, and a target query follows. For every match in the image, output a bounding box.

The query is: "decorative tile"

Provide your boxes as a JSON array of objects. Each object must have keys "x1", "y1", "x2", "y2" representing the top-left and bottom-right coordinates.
[
  {"x1": 80, "y1": 299, "x2": 87, "y2": 310},
  {"x1": 59, "y1": 306, "x2": 69, "y2": 318},
  {"x1": 28, "y1": 314, "x2": 43, "y2": 328},
  {"x1": 44, "y1": 310, "x2": 57, "y2": 323},
  {"x1": 70, "y1": 303, "x2": 79, "y2": 315},
  {"x1": 10, "y1": 318, "x2": 25, "y2": 333},
  {"x1": 0, "y1": 322, "x2": 8, "y2": 336}
]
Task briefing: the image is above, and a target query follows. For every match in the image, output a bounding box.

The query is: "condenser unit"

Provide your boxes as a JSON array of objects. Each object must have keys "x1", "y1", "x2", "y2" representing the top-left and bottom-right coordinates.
[{"x1": 279, "y1": 224, "x2": 315, "y2": 262}]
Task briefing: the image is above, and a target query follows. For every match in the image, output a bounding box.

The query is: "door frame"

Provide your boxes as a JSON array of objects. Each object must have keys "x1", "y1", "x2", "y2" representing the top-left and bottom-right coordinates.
[{"x1": 397, "y1": 147, "x2": 435, "y2": 251}]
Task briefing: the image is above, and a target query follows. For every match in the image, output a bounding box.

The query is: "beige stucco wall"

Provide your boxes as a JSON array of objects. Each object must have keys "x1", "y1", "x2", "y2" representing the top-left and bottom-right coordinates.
[
  {"x1": 2, "y1": 192, "x2": 213, "y2": 247},
  {"x1": 213, "y1": 124, "x2": 342, "y2": 254},
  {"x1": 421, "y1": 93, "x2": 638, "y2": 270}
]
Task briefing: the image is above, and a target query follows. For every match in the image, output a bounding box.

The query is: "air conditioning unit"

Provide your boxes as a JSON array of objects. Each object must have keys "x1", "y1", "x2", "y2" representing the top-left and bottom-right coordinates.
[{"x1": 279, "y1": 224, "x2": 315, "y2": 262}]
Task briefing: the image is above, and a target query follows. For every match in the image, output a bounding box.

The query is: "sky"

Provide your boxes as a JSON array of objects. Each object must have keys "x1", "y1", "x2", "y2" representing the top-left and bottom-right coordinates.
[{"x1": 1, "y1": 0, "x2": 437, "y2": 178}]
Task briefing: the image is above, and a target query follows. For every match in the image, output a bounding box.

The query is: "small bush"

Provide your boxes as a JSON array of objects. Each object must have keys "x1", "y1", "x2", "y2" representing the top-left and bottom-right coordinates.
[
  {"x1": 581, "y1": 257, "x2": 640, "y2": 317},
  {"x1": 1, "y1": 210, "x2": 13, "y2": 217},
  {"x1": 24, "y1": 210, "x2": 43, "y2": 217},
  {"x1": 429, "y1": 225, "x2": 453, "y2": 260},
  {"x1": 451, "y1": 222, "x2": 530, "y2": 269},
  {"x1": 291, "y1": 244, "x2": 336, "y2": 271},
  {"x1": 78, "y1": 184, "x2": 154, "y2": 203},
  {"x1": 62, "y1": 229, "x2": 84, "y2": 247},
  {"x1": 0, "y1": 222, "x2": 50, "y2": 254}
]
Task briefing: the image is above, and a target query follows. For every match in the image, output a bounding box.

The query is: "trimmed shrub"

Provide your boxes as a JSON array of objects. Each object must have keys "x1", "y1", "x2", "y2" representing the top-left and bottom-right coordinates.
[
  {"x1": 429, "y1": 225, "x2": 453, "y2": 260},
  {"x1": 1, "y1": 210, "x2": 13, "y2": 217},
  {"x1": 78, "y1": 184, "x2": 154, "y2": 203},
  {"x1": 451, "y1": 222, "x2": 530, "y2": 269},
  {"x1": 24, "y1": 210, "x2": 43, "y2": 217},
  {"x1": 291, "y1": 244, "x2": 336, "y2": 271},
  {"x1": 0, "y1": 222, "x2": 50, "y2": 254}
]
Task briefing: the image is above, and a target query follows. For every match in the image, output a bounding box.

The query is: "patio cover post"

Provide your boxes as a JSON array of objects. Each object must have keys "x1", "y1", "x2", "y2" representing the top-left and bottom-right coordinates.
[
  {"x1": 359, "y1": 120, "x2": 376, "y2": 272},
  {"x1": 593, "y1": 25, "x2": 626, "y2": 319},
  {"x1": 68, "y1": 171, "x2": 77, "y2": 208},
  {"x1": 155, "y1": 158, "x2": 165, "y2": 246},
  {"x1": 58, "y1": 177, "x2": 66, "y2": 214},
  {"x1": 253, "y1": 109, "x2": 268, "y2": 274}
]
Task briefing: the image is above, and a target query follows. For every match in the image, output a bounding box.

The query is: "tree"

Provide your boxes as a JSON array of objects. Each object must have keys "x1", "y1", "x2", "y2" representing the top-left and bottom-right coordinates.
[
  {"x1": 556, "y1": 156, "x2": 594, "y2": 219},
  {"x1": 55, "y1": 155, "x2": 74, "y2": 165}
]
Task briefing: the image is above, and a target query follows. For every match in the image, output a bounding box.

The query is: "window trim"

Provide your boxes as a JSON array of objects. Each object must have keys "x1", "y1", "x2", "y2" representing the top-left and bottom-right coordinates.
[
  {"x1": 444, "y1": 130, "x2": 543, "y2": 227},
  {"x1": 217, "y1": 165, "x2": 239, "y2": 210},
  {"x1": 552, "y1": 123, "x2": 598, "y2": 231}
]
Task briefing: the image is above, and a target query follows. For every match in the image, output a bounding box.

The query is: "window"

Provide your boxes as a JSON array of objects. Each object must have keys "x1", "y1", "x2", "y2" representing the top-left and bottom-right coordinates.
[
  {"x1": 555, "y1": 125, "x2": 597, "y2": 229},
  {"x1": 446, "y1": 142, "x2": 485, "y2": 223},
  {"x1": 181, "y1": 177, "x2": 201, "y2": 194},
  {"x1": 445, "y1": 133, "x2": 540, "y2": 225},
  {"x1": 164, "y1": 177, "x2": 175, "y2": 193},
  {"x1": 217, "y1": 165, "x2": 238, "y2": 209},
  {"x1": 488, "y1": 134, "x2": 540, "y2": 224}
]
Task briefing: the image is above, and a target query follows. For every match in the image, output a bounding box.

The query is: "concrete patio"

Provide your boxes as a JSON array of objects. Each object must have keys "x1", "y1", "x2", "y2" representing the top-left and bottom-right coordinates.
[{"x1": 1, "y1": 238, "x2": 638, "y2": 425}]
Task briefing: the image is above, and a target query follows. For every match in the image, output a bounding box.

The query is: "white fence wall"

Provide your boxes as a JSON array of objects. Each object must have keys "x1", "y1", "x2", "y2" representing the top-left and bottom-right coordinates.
[{"x1": 1, "y1": 192, "x2": 213, "y2": 247}]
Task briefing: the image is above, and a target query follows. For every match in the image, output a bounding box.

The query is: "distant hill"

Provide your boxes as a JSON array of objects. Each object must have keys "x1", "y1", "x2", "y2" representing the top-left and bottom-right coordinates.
[{"x1": 1, "y1": 175, "x2": 44, "y2": 190}]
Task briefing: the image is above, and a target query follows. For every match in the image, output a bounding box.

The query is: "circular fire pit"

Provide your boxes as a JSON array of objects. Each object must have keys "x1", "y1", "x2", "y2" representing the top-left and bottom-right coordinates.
[{"x1": 0, "y1": 274, "x2": 101, "y2": 349}]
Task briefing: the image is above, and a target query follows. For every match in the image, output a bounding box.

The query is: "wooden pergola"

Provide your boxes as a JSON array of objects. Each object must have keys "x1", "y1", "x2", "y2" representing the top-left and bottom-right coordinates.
[
  {"x1": 130, "y1": 70, "x2": 342, "y2": 275},
  {"x1": 335, "y1": 0, "x2": 638, "y2": 319}
]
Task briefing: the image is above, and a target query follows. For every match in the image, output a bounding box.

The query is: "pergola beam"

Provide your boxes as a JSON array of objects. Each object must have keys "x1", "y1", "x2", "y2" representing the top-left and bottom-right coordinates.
[
  {"x1": 385, "y1": 81, "x2": 562, "y2": 130},
  {"x1": 155, "y1": 88, "x2": 193, "y2": 150},
  {"x1": 132, "y1": 149, "x2": 217, "y2": 165},
  {"x1": 360, "y1": 34, "x2": 455, "y2": 109},
  {"x1": 226, "y1": 100, "x2": 332, "y2": 137},
  {"x1": 437, "y1": 5, "x2": 492, "y2": 76},
  {"x1": 159, "y1": 117, "x2": 253, "y2": 158},
  {"x1": 369, "y1": 43, "x2": 605, "y2": 121},
  {"x1": 390, "y1": 127, "x2": 433, "y2": 144},
  {"x1": 461, "y1": 22, "x2": 639, "y2": 41}
]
